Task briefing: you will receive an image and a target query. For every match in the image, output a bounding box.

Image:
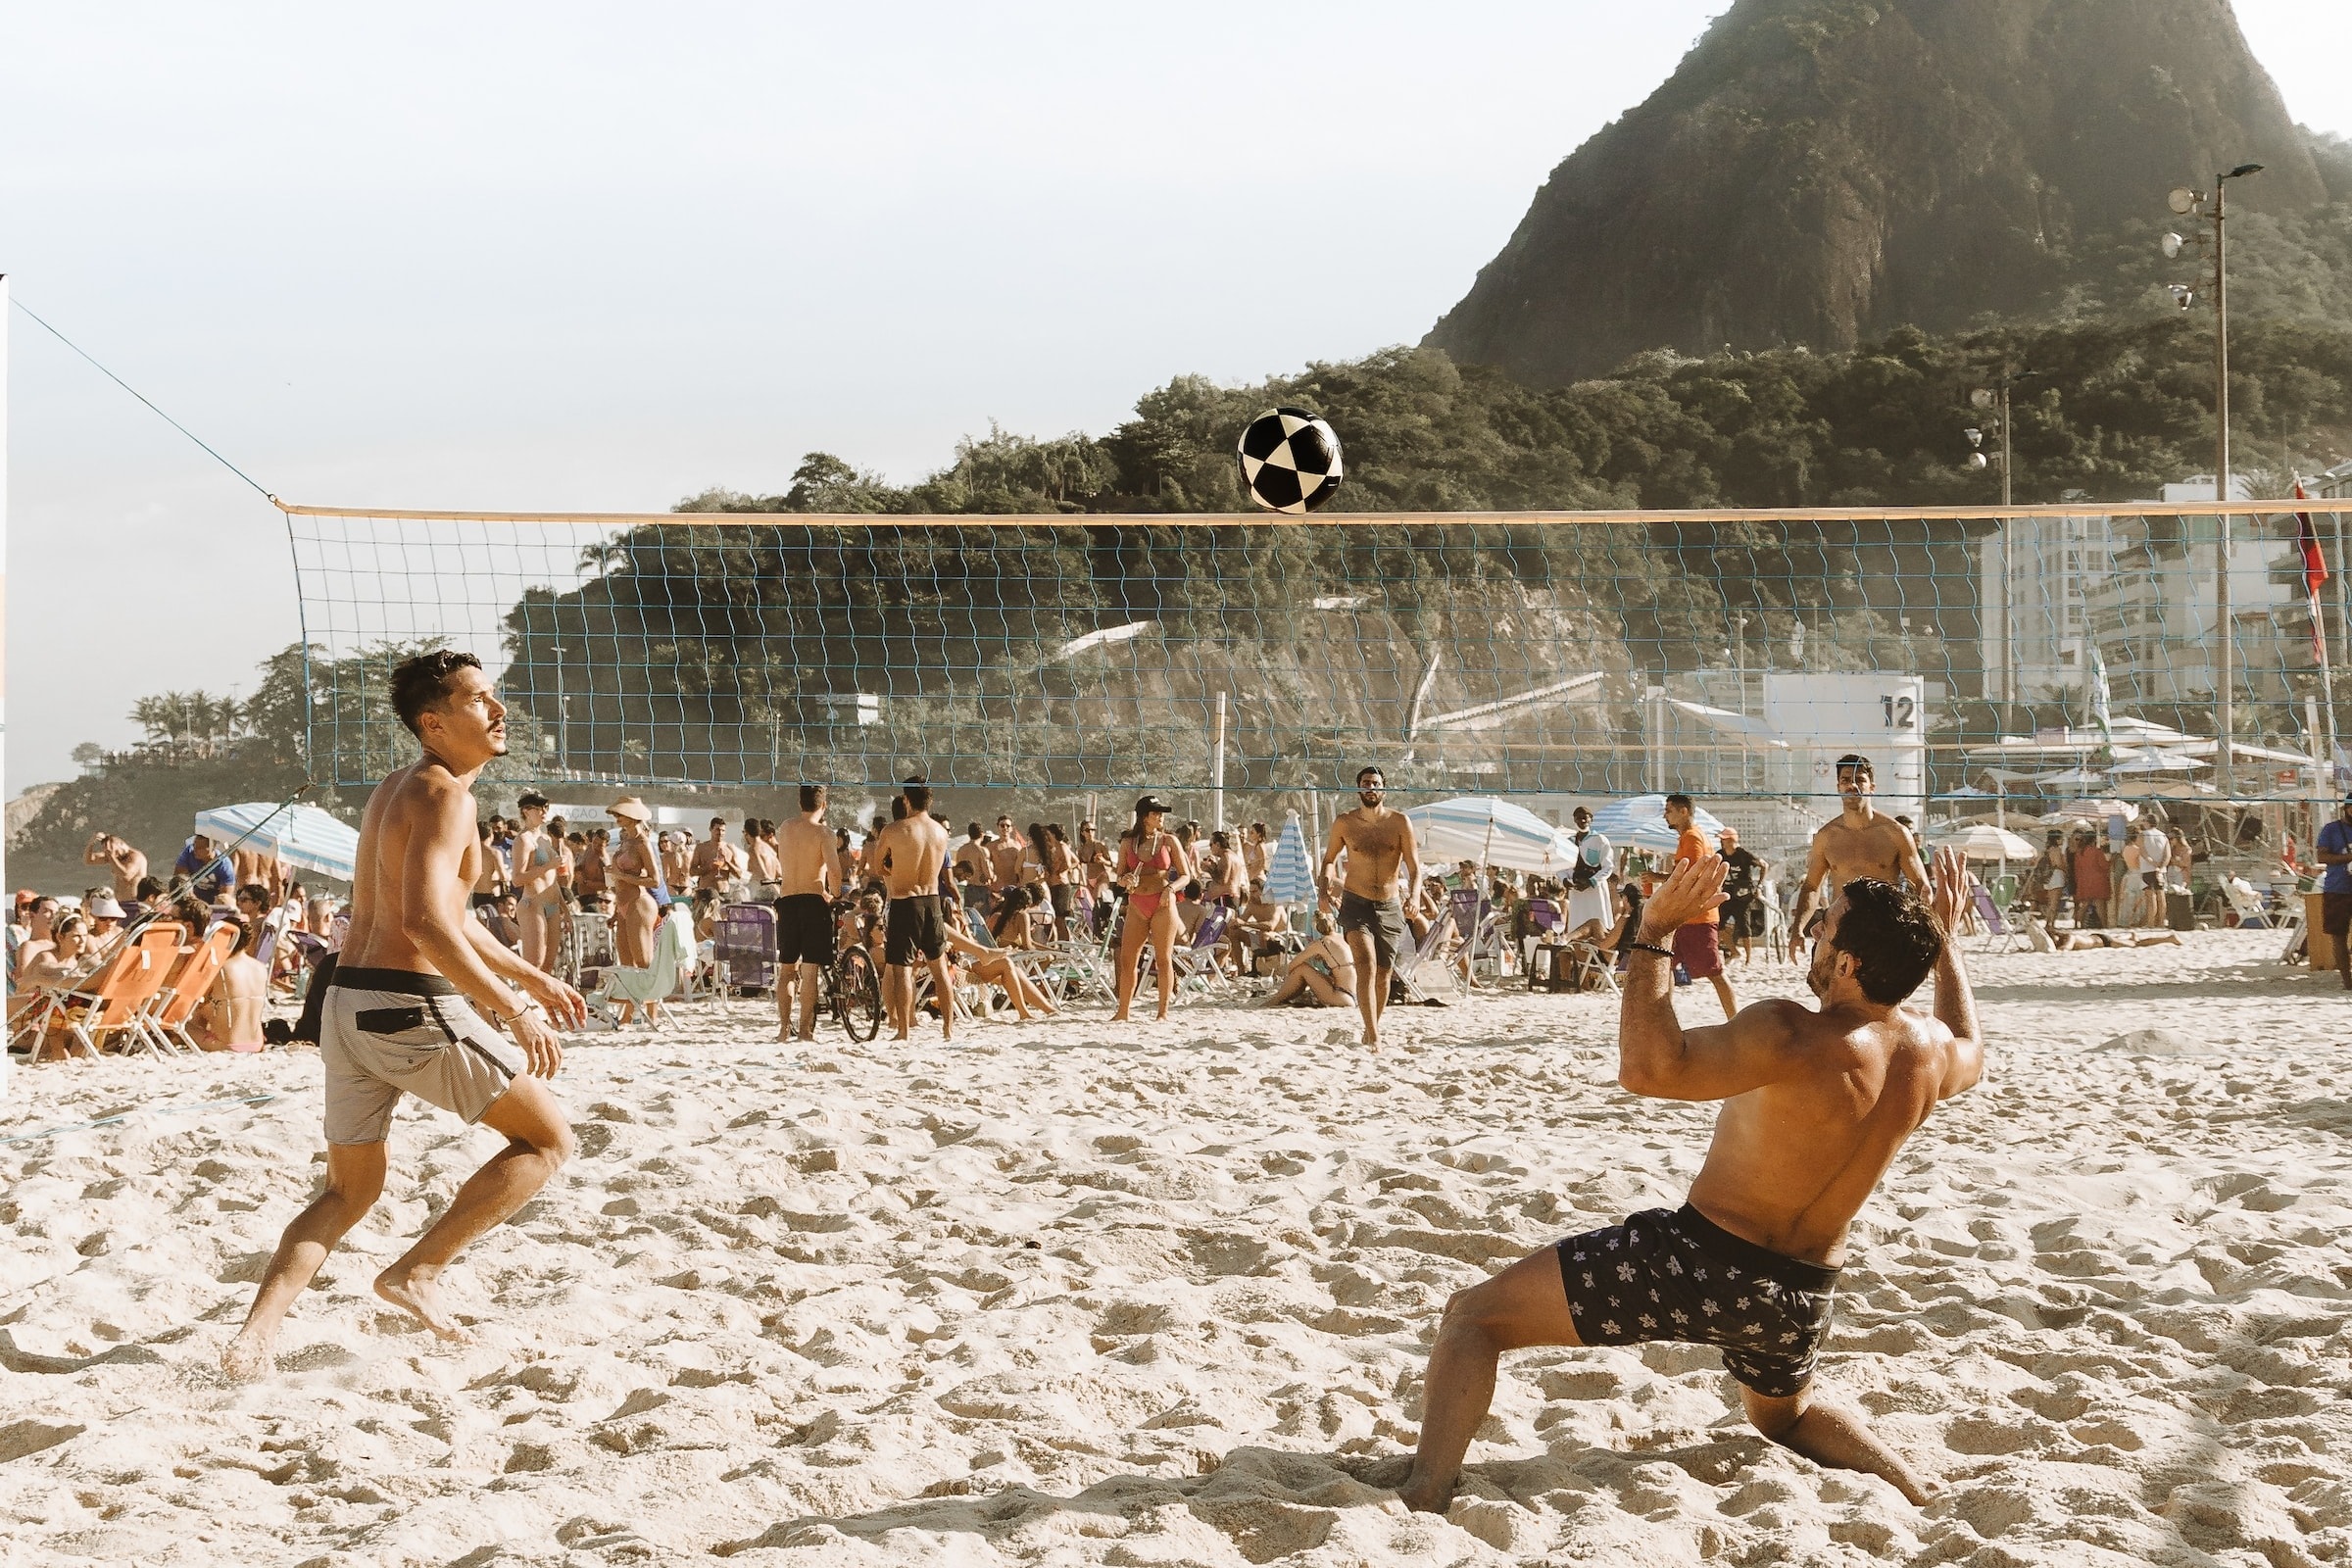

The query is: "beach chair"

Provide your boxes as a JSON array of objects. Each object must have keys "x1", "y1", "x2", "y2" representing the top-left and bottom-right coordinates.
[
  {"x1": 23, "y1": 927, "x2": 185, "y2": 1060},
  {"x1": 2219, "y1": 877, "x2": 2274, "y2": 929},
  {"x1": 1168, "y1": 905, "x2": 1233, "y2": 1000},
  {"x1": 586, "y1": 906, "x2": 697, "y2": 1028},
  {"x1": 712, "y1": 903, "x2": 777, "y2": 993},
  {"x1": 1971, "y1": 885, "x2": 2025, "y2": 955},
  {"x1": 137, "y1": 923, "x2": 239, "y2": 1055},
  {"x1": 1389, "y1": 905, "x2": 1457, "y2": 1004}
]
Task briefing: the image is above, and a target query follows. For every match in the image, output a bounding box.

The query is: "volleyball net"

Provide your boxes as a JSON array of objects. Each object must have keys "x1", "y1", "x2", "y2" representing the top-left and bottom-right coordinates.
[{"x1": 280, "y1": 499, "x2": 2344, "y2": 819}]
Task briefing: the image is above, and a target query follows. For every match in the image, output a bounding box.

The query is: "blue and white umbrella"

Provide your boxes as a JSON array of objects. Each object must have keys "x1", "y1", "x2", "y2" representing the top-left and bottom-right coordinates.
[
  {"x1": 1402, "y1": 796, "x2": 1577, "y2": 873},
  {"x1": 192, "y1": 802, "x2": 362, "y2": 882},
  {"x1": 1584, "y1": 794, "x2": 1728, "y2": 854},
  {"x1": 1264, "y1": 812, "x2": 1316, "y2": 906}
]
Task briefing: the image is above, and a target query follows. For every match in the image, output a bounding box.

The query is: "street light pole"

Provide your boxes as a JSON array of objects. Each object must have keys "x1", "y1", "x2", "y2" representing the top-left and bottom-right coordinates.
[
  {"x1": 2215, "y1": 175, "x2": 2235, "y2": 799},
  {"x1": 549, "y1": 644, "x2": 568, "y2": 773}
]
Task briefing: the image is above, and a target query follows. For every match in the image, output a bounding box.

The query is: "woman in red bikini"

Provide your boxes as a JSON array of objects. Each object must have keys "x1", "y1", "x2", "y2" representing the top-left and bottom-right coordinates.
[{"x1": 1112, "y1": 795, "x2": 1196, "y2": 1022}]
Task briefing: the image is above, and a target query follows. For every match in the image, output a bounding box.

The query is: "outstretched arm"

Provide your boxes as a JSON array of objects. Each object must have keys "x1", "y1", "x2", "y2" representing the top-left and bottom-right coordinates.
[
  {"x1": 1924, "y1": 847, "x2": 1984, "y2": 1100},
  {"x1": 1617, "y1": 857, "x2": 1802, "y2": 1101}
]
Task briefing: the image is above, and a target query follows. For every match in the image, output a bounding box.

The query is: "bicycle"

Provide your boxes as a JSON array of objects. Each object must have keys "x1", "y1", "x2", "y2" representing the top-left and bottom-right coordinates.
[{"x1": 826, "y1": 906, "x2": 886, "y2": 1041}]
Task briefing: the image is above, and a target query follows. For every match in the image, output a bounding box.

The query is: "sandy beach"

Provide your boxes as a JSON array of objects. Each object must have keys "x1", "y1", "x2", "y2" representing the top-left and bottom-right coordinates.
[{"x1": 3, "y1": 928, "x2": 2348, "y2": 1566}]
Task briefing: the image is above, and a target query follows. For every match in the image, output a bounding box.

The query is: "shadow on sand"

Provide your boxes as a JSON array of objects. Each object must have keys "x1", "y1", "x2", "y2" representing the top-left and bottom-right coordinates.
[{"x1": 710, "y1": 1434, "x2": 1794, "y2": 1561}]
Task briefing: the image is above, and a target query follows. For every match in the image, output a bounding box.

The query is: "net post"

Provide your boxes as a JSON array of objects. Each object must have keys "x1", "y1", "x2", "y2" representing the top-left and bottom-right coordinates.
[
  {"x1": 0, "y1": 273, "x2": 8, "y2": 1109},
  {"x1": 1211, "y1": 692, "x2": 1227, "y2": 831}
]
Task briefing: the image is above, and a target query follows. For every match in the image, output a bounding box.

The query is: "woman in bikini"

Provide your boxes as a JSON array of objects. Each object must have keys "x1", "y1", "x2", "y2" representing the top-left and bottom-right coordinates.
[
  {"x1": 1112, "y1": 795, "x2": 1196, "y2": 1023},
  {"x1": 607, "y1": 798, "x2": 667, "y2": 967},
  {"x1": 1251, "y1": 910, "x2": 1358, "y2": 1009}
]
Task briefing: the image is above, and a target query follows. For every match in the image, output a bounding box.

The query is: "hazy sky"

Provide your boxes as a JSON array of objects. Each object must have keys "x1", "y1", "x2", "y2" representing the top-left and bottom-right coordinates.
[{"x1": 7, "y1": 1, "x2": 2348, "y2": 788}]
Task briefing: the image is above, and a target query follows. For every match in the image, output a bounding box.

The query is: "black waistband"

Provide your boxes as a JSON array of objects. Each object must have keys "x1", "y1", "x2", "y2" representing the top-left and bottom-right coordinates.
[
  {"x1": 1678, "y1": 1204, "x2": 1841, "y2": 1290},
  {"x1": 890, "y1": 894, "x2": 940, "y2": 908},
  {"x1": 331, "y1": 966, "x2": 459, "y2": 997}
]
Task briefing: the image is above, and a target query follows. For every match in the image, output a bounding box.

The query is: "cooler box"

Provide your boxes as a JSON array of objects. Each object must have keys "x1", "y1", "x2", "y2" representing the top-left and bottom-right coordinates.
[{"x1": 2307, "y1": 893, "x2": 2338, "y2": 970}]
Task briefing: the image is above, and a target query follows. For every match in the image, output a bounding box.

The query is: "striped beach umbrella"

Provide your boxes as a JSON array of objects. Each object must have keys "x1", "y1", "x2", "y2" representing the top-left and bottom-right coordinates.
[
  {"x1": 1402, "y1": 796, "x2": 1577, "y2": 873},
  {"x1": 192, "y1": 801, "x2": 362, "y2": 882},
  {"x1": 1265, "y1": 812, "x2": 1316, "y2": 906},
  {"x1": 1584, "y1": 794, "x2": 1727, "y2": 854}
]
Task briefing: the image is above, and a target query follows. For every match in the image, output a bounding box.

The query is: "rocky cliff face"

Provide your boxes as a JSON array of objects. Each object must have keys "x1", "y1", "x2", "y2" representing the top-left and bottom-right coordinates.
[{"x1": 1427, "y1": 0, "x2": 2326, "y2": 384}]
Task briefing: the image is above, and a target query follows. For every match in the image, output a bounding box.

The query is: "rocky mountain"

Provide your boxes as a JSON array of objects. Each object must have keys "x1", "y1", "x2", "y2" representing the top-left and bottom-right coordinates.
[{"x1": 1428, "y1": 0, "x2": 2330, "y2": 384}]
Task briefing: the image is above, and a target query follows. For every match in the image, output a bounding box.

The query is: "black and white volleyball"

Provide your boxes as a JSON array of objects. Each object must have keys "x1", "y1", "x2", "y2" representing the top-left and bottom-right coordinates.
[{"x1": 1236, "y1": 406, "x2": 1344, "y2": 514}]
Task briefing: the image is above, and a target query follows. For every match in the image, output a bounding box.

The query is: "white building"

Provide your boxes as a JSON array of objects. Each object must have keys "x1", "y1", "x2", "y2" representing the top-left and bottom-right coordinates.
[
  {"x1": 1978, "y1": 514, "x2": 2113, "y2": 705},
  {"x1": 2083, "y1": 479, "x2": 2297, "y2": 707}
]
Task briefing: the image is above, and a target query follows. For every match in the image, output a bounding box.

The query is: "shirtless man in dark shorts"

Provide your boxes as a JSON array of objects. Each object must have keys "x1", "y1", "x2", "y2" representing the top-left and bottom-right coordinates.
[
  {"x1": 874, "y1": 777, "x2": 954, "y2": 1041},
  {"x1": 774, "y1": 785, "x2": 841, "y2": 1043},
  {"x1": 1320, "y1": 765, "x2": 1421, "y2": 1048},
  {"x1": 223, "y1": 651, "x2": 586, "y2": 1379},
  {"x1": 1788, "y1": 753, "x2": 1930, "y2": 962},
  {"x1": 1399, "y1": 847, "x2": 1983, "y2": 1510}
]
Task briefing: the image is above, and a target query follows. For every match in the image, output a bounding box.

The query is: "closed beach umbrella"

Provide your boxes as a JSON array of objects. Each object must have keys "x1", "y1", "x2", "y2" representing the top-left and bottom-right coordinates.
[
  {"x1": 1585, "y1": 794, "x2": 1727, "y2": 854},
  {"x1": 193, "y1": 802, "x2": 362, "y2": 882},
  {"x1": 1264, "y1": 813, "x2": 1315, "y2": 906},
  {"x1": 1930, "y1": 823, "x2": 2037, "y2": 860},
  {"x1": 1402, "y1": 797, "x2": 1576, "y2": 873}
]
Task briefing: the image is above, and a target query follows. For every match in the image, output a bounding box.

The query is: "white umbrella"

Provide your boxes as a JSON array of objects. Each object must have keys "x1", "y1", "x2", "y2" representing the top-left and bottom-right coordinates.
[
  {"x1": 2109, "y1": 749, "x2": 2207, "y2": 775},
  {"x1": 1931, "y1": 823, "x2": 2037, "y2": 860},
  {"x1": 192, "y1": 802, "x2": 361, "y2": 881},
  {"x1": 1402, "y1": 797, "x2": 1577, "y2": 873}
]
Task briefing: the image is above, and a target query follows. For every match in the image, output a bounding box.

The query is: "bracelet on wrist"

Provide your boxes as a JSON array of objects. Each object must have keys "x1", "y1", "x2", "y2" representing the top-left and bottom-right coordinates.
[{"x1": 1628, "y1": 941, "x2": 1675, "y2": 960}]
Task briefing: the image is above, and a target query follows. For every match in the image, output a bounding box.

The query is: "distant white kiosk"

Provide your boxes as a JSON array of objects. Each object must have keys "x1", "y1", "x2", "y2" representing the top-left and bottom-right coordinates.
[{"x1": 1762, "y1": 671, "x2": 1928, "y2": 822}]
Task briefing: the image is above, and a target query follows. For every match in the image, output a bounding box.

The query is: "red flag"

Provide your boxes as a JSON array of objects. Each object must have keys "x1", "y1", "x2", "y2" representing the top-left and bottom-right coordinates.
[
  {"x1": 2300, "y1": 483, "x2": 2329, "y2": 664},
  {"x1": 2298, "y1": 483, "x2": 2327, "y2": 595}
]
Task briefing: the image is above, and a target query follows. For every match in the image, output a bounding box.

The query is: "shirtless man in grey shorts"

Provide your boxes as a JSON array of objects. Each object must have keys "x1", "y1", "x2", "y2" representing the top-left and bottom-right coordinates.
[
  {"x1": 1320, "y1": 765, "x2": 1420, "y2": 1048},
  {"x1": 1399, "y1": 848, "x2": 1984, "y2": 1510},
  {"x1": 223, "y1": 651, "x2": 585, "y2": 1379}
]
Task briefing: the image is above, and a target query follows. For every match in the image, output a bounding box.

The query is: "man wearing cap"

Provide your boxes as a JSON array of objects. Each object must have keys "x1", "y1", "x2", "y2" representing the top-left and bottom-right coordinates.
[
  {"x1": 2316, "y1": 799, "x2": 2352, "y2": 989},
  {"x1": 1789, "y1": 755, "x2": 1929, "y2": 964},
  {"x1": 1719, "y1": 826, "x2": 1768, "y2": 967}
]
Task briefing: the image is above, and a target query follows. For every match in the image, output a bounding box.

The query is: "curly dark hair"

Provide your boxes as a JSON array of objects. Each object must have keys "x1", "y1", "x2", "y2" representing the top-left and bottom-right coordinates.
[
  {"x1": 1827, "y1": 878, "x2": 1944, "y2": 1004},
  {"x1": 389, "y1": 650, "x2": 483, "y2": 736}
]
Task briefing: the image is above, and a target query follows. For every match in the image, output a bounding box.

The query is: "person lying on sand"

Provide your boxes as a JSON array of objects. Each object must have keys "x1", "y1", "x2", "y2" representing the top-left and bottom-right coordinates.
[
  {"x1": 223, "y1": 652, "x2": 584, "y2": 1379},
  {"x1": 1399, "y1": 849, "x2": 1984, "y2": 1511},
  {"x1": 2022, "y1": 915, "x2": 2180, "y2": 953}
]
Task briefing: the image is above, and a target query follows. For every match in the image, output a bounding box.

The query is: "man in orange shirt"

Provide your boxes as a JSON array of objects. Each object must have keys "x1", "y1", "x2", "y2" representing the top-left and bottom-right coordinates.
[{"x1": 1667, "y1": 793, "x2": 1737, "y2": 1019}]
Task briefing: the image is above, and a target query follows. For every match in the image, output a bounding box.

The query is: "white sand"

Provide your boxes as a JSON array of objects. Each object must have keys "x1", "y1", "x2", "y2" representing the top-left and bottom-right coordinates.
[{"x1": 3, "y1": 929, "x2": 2348, "y2": 1566}]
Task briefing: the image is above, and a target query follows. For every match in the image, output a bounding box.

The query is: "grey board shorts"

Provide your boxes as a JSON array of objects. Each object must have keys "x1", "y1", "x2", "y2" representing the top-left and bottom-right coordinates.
[{"x1": 321, "y1": 967, "x2": 524, "y2": 1145}]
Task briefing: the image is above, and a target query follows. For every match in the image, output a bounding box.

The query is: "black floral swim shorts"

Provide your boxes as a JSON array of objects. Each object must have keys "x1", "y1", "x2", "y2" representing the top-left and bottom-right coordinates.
[{"x1": 1554, "y1": 1204, "x2": 1841, "y2": 1398}]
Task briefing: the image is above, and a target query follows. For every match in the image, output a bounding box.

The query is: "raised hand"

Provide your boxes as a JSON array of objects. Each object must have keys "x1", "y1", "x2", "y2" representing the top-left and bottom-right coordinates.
[
  {"x1": 1636, "y1": 855, "x2": 1729, "y2": 944},
  {"x1": 1928, "y1": 846, "x2": 1969, "y2": 936}
]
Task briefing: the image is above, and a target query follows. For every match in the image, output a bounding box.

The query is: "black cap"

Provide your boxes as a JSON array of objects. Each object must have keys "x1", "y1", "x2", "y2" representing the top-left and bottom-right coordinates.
[{"x1": 1136, "y1": 795, "x2": 1172, "y2": 816}]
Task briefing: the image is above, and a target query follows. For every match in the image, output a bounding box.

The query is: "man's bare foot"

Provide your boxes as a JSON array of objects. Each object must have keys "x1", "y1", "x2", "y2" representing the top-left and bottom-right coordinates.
[
  {"x1": 220, "y1": 1328, "x2": 276, "y2": 1381},
  {"x1": 374, "y1": 1266, "x2": 475, "y2": 1344},
  {"x1": 796, "y1": 1031, "x2": 816, "y2": 1043},
  {"x1": 1396, "y1": 1474, "x2": 1451, "y2": 1514},
  {"x1": 1111, "y1": 1009, "x2": 1131, "y2": 1023}
]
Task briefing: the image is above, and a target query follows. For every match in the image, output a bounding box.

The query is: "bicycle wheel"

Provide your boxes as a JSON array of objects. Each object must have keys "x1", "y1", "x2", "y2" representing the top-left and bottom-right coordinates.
[{"x1": 836, "y1": 947, "x2": 884, "y2": 1042}]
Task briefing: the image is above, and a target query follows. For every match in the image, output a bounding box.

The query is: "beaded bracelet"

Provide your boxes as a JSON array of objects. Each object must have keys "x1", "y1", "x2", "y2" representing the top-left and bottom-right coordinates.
[{"x1": 1627, "y1": 942, "x2": 1675, "y2": 960}]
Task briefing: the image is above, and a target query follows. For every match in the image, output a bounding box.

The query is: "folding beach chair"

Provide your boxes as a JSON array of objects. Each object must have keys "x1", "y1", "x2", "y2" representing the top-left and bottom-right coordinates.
[
  {"x1": 713, "y1": 903, "x2": 778, "y2": 993},
  {"x1": 1971, "y1": 885, "x2": 2025, "y2": 955},
  {"x1": 137, "y1": 923, "x2": 239, "y2": 1055},
  {"x1": 2219, "y1": 877, "x2": 2273, "y2": 929},
  {"x1": 19, "y1": 927, "x2": 184, "y2": 1060},
  {"x1": 1389, "y1": 905, "x2": 1456, "y2": 1004},
  {"x1": 1168, "y1": 906, "x2": 1234, "y2": 1000}
]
